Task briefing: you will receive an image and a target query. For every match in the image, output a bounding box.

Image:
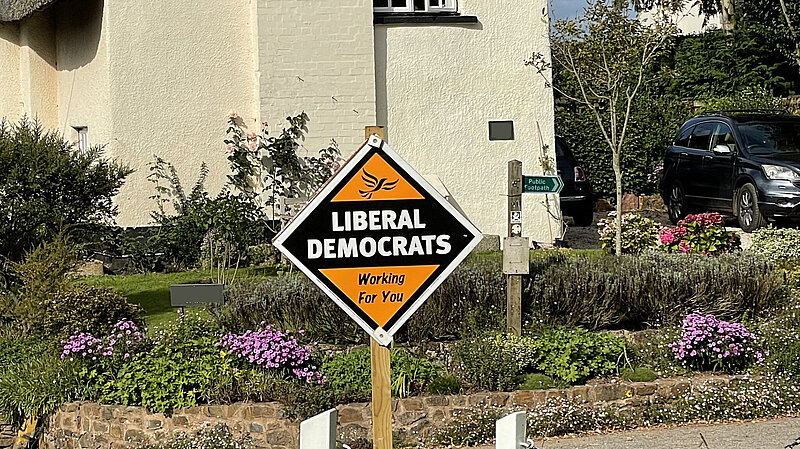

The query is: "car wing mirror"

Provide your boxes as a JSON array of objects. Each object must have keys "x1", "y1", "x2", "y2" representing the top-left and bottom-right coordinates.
[{"x1": 712, "y1": 144, "x2": 733, "y2": 155}]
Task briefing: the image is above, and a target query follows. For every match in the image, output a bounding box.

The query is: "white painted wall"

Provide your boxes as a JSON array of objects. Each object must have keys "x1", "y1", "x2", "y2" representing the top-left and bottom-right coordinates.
[
  {"x1": 0, "y1": 21, "x2": 22, "y2": 124},
  {"x1": 55, "y1": 0, "x2": 111, "y2": 154},
  {"x1": 105, "y1": 0, "x2": 260, "y2": 226},
  {"x1": 19, "y1": 10, "x2": 58, "y2": 130},
  {"x1": 375, "y1": 0, "x2": 558, "y2": 243},
  {"x1": 257, "y1": 0, "x2": 377, "y2": 156},
  {"x1": 639, "y1": 3, "x2": 722, "y2": 35}
]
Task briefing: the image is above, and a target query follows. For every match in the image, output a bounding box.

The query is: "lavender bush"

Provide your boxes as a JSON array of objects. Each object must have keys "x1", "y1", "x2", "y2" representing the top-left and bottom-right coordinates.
[
  {"x1": 217, "y1": 323, "x2": 324, "y2": 383},
  {"x1": 669, "y1": 312, "x2": 765, "y2": 372}
]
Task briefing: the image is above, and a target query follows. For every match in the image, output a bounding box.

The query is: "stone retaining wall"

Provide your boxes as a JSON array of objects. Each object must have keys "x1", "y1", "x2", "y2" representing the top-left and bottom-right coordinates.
[
  {"x1": 0, "y1": 425, "x2": 13, "y2": 449},
  {"x1": 35, "y1": 375, "x2": 736, "y2": 449}
]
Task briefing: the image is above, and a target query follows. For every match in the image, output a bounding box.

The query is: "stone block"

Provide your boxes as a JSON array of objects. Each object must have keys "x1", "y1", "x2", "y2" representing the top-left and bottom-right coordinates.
[
  {"x1": 449, "y1": 395, "x2": 466, "y2": 406},
  {"x1": 62, "y1": 403, "x2": 79, "y2": 413},
  {"x1": 397, "y1": 411, "x2": 426, "y2": 426},
  {"x1": 570, "y1": 386, "x2": 590, "y2": 402},
  {"x1": 110, "y1": 425, "x2": 123, "y2": 439},
  {"x1": 171, "y1": 416, "x2": 189, "y2": 427},
  {"x1": 338, "y1": 406, "x2": 363, "y2": 424},
  {"x1": 545, "y1": 389, "x2": 566, "y2": 401},
  {"x1": 146, "y1": 419, "x2": 162, "y2": 430},
  {"x1": 512, "y1": 391, "x2": 536, "y2": 407},
  {"x1": 670, "y1": 381, "x2": 690, "y2": 397},
  {"x1": 205, "y1": 406, "x2": 225, "y2": 418},
  {"x1": 92, "y1": 421, "x2": 109, "y2": 433},
  {"x1": 424, "y1": 395, "x2": 448, "y2": 407},
  {"x1": 402, "y1": 398, "x2": 423, "y2": 412},
  {"x1": 125, "y1": 429, "x2": 146, "y2": 443},
  {"x1": 101, "y1": 406, "x2": 114, "y2": 420},
  {"x1": 265, "y1": 429, "x2": 294, "y2": 446},
  {"x1": 633, "y1": 382, "x2": 657, "y2": 396},
  {"x1": 593, "y1": 384, "x2": 624, "y2": 402},
  {"x1": 490, "y1": 392, "x2": 510, "y2": 406},
  {"x1": 467, "y1": 393, "x2": 492, "y2": 406},
  {"x1": 249, "y1": 422, "x2": 264, "y2": 433}
]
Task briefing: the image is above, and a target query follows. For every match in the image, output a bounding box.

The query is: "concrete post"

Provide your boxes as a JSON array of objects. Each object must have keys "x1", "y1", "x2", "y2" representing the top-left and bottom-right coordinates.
[
  {"x1": 496, "y1": 411, "x2": 526, "y2": 449},
  {"x1": 300, "y1": 408, "x2": 337, "y2": 449}
]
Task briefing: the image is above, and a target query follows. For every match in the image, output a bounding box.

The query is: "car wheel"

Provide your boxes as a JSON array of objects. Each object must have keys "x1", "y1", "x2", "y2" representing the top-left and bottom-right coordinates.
[
  {"x1": 667, "y1": 183, "x2": 686, "y2": 224},
  {"x1": 572, "y1": 208, "x2": 594, "y2": 227},
  {"x1": 736, "y1": 183, "x2": 767, "y2": 232}
]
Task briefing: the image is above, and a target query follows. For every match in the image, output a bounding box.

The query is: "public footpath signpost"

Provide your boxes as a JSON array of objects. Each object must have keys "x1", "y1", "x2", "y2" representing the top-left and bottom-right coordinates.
[
  {"x1": 504, "y1": 164, "x2": 564, "y2": 336},
  {"x1": 273, "y1": 132, "x2": 482, "y2": 449}
]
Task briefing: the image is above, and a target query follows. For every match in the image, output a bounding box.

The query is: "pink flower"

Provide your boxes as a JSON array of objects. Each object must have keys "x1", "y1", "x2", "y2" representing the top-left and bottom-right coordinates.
[
  {"x1": 678, "y1": 241, "x2": 692, "y2": 253},
  {"x1": 225, "y1": 143, "x2": 235, "y2": 154}
]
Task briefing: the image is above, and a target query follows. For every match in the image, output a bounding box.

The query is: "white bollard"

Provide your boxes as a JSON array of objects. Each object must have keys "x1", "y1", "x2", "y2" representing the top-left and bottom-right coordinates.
[
  {"x1": 495, "y1": 411, "x2": 526, "y2": 449},
  {"x1": 299, "y1": 408, "x2": 337, "y2": 449}
]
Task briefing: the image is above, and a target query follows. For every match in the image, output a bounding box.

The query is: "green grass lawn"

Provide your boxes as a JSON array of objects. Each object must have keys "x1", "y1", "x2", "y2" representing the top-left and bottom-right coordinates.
[{"x1": 83, "y1": 266, "x2": 278, "y2": 330}]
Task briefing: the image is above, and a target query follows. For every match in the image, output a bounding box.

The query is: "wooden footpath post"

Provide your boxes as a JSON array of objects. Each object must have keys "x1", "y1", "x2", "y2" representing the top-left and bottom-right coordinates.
[
  {"x1": 506, "y1": 160, "x2": 523, "y2": 336},
  {"x1": 366, "y1": 125, "x2": 392, "y2": 449}
]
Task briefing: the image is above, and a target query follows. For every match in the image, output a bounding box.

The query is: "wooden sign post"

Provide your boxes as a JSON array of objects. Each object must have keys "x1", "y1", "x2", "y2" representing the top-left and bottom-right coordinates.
[
  {"x1": 273, "y1": 127, "x2": 481, "y2": 449},
  {"x1": 366, "y1": 126, "x2": 392, "y2": 449},
  {"x1": 505, "y1": 160, "x2": 524, "y2": 336}
]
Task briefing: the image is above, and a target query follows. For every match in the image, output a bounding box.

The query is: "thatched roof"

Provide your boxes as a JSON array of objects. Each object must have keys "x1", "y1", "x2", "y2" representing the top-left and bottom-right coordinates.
[{"x1": 0, "y1": 0, "x2": 58, "y2": 21}]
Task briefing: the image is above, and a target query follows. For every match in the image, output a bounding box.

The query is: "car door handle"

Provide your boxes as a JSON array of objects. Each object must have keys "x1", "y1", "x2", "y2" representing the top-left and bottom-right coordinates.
[
  {"x1": 703, "y1": 155, "x2": 712, "y2": 160},
  {"x1": 680, "y1": 152, "x2": 689, "y2": 157}
]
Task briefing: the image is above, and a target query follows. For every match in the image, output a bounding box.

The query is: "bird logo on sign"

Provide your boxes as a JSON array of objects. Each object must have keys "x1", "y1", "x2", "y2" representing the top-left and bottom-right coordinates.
[{"x1": 359, "y1": 169, "x2": 398, "y2": 199}]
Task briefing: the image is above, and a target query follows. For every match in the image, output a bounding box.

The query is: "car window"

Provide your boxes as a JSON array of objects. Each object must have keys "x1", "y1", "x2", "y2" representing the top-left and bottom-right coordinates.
[
  {"x1": 674, "y1": 125, "x2": 693, "y2": 147},
  {"x1": 688, "y1": 123, "x2": 715, "y2": 151},
  {"x1": 711, "y1": 124, "x2": 736, "y2": 153},
  {"x1": 736, "y1": 121, "x2": 800, "y2": 154}
]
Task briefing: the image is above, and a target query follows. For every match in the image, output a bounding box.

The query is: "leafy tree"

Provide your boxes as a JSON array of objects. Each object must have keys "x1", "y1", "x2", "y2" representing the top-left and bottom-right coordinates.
[
  {"x1": 0, "y1": 118, "x2": 132, "y2": 262},
  {"x1": 529, "y1": 1, "x2": 676, "y2": 254}
]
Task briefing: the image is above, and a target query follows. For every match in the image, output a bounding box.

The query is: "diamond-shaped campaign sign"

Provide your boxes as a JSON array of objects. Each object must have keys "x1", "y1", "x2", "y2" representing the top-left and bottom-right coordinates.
[{"x1": 273, "y1": 135, "x2": 482, "y2": 345}]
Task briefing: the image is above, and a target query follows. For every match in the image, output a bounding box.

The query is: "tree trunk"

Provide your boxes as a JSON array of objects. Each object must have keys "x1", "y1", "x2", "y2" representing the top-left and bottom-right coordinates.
[
  {"x1": 613, "y1": 149, "x2": 623, "y2": 255},
  {"x1": 721, "y1": 0, "x2": 735, "y2": 33}
]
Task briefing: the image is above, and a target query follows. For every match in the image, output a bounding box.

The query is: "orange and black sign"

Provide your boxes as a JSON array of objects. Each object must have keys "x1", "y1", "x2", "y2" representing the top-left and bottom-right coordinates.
[{"x1": 273, "y1": 136, "x2": 482, "y2": 345}]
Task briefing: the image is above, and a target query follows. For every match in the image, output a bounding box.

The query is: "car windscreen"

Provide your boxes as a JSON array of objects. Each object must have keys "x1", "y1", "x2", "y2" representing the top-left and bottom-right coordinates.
[{"x1": 736, "y1": 121, "x2": 800, "y2": 154}]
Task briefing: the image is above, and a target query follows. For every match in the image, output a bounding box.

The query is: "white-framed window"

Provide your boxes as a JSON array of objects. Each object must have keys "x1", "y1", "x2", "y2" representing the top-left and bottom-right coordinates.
[
  {"x1": 373, "y1": 0, "x2": 457, "y2": 13},
  {"x1": 73, "y1": 126, "x2": 89, "y2": 153}
]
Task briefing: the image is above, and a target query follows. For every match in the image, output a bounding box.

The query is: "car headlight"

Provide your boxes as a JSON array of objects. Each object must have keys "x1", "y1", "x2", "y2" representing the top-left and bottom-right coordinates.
[{"x1": 762, "y1": 165, "x2": 800, "y2": 181}]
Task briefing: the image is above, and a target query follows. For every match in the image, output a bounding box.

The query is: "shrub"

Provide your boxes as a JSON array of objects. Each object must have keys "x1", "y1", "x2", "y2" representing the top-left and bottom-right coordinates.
[
  {"x1": 597, "y1": 213, "x2": 660, "y2": 254},
  {"x1": 213, "y1": 275, "x2": 363, "y2": 344},
  {"x1": 97, "y1": 314, "x2": 231, "y2": 413},
  {"x1": 321, "y1": 347, "x2": 439, "y2": 399},
  {"x1": 669, "y1": 312, "x2": 764, "y2": 372},
  {"x1": 525, "y1": 252, "x2": 783, "y2": 330},
  {"x1": 529, "y1": 327, "x2": 626, "y2": 384},
  {"x1": 214, "y1": 258, "x2": 505, "y2": 344},
  {"x1": 660, "y1": 213, "x2": 740, "y2": 255},
  {"x1": 0, "y1": 118, "x2": 132, "y2": 262},
  {"x1": 518, "y1": 373, "x2": 556, "y2": 390},
  {"x1": 621, "y1": 367, "x2": 657, "y2": 382},
  {"x1": 38, "y1": 285, "x2": 143, "y2": 339},
  {"x1": 427, "y1": 374, "x2": 462, "y2": 395},
  {"x1": 1, "y1": 236, "x2": 76, "y2": 331},
  {"x1": 131, "y1": 423, "x2": 253, "y2": 449},
  {"x1": 750, "y1": 227, "x2": 800, "y2": 266},
  {"x1": 0, "y1": 353, "x2": 88, "y2": 426},
  {"x1": 453, "y1": 333, "x2": 524, "y2": 391}
]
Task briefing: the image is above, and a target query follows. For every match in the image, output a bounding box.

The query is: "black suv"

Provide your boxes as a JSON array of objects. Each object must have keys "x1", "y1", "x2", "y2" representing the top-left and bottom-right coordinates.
[
  {"x1": 660, "y1": 110, "x2": 800, "y2": 231},
  {"x1": 556, "y1": 136, "x2": 594, "y2": 226}
]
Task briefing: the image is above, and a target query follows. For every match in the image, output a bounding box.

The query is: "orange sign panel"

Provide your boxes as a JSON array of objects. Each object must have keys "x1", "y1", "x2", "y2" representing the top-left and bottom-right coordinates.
[
  {"x1": 331, "y1": 153, "x2": 424, "y2": 202},
  {"x1": 320, "y1": 265, "x2": 439, "y2": 327},
  {"x1": 273, "y1": 135, "x2": 482, "y2": 345}
]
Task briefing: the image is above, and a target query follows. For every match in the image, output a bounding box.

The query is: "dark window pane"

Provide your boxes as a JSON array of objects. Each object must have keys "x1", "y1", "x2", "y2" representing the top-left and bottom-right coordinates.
[
  {"x1": 689, "y1": 123, "x2": 715, "y2": 151},
  {"x1": 374, "y1": 0, "x2": 389, "y2": 7},
  {"x1": 489, "y1": 121, "x2": 515, "y2": 141},
  {"x1": 674, "y1": 125, "x2": 693, "y2": 147}
]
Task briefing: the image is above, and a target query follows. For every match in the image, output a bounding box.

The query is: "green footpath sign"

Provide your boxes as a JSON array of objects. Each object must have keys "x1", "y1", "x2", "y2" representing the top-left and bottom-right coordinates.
[{"x1": 523, "y1": 175, "x2": 564, "y2": 194}]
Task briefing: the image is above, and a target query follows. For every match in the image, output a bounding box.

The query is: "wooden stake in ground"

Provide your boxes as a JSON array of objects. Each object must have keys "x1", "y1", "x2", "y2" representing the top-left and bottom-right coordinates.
[{"x1": 365, "y1": 125, "x2": 392, "y2": 449}]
